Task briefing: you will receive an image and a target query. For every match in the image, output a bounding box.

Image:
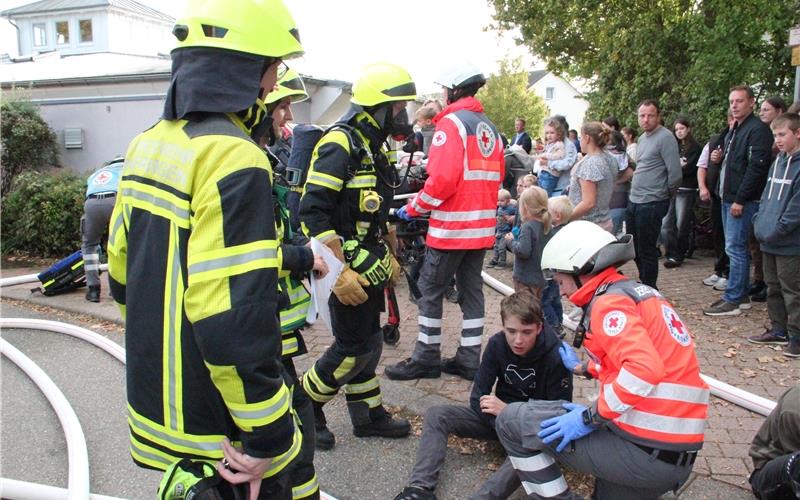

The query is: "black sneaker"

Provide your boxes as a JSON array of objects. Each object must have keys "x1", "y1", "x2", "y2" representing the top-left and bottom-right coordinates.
[
  {"x1": 747, "y1": 329, "x2": 788, "y2": 345},
  {"x1": 86, "y1": 285, "x2": 101, "y2": 303},
  {"x1": 394, "y1": 486, "x2": 438, "y2": 500},
  {"x1": 749, "y1": 280, "x2": 767, "y2": 296},
  {"x1": 703, "y1": 299, "x2": 740, "y2": 316},
  {"x1": 384, "y1": 358, "x2": 441, "y2": 380},
  {"x1": 751, "y1": 288, "x2": 767, "y2": 302},
  {"x1": 486, "y1": 260, "x2": 498, "y2": 268},
  {"x1": 441, "y1": 356, "x2": 477, "y2": 381},
  {"x1": 785, "y1": 337, "x2": 800, "y2": 358},
  {"x1": 663, "y1": 257, "x2": 682, "y2": 269},
  {"x1": 353, "y1": 412, "x2": 411, "y2": 439}
]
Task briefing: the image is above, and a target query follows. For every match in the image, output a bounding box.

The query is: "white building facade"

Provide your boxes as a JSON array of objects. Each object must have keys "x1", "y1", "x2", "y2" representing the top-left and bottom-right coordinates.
[{"x1": 528, "y1": 70, "x2": 589, "y2": 133}]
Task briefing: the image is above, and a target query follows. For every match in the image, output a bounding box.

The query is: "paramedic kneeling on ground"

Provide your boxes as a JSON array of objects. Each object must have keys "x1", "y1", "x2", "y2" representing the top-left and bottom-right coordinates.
[{"x1": 495, "y1": 220, "x2": 710, "y2": 499}]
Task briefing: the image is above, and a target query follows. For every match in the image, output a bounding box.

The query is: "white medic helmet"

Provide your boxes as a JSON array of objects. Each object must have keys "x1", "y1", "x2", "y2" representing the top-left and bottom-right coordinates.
[
  {"x1": 433, "y1": 61, "x2": 486, "y2": 90},
  {"x1": 542, "y1": 220, "x2": 635, "y2": 276}
]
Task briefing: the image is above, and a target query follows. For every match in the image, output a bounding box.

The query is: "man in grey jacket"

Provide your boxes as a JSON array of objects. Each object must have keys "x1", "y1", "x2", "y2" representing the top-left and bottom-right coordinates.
[{"x1": 625, "y1": 99, "x2": 681, "y2": 288}]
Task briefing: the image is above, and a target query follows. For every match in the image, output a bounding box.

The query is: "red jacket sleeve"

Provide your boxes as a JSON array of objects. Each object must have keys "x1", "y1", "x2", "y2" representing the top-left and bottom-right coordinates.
[{"x1": 408, "y1": 117, "x2": 464, "y2": 216}]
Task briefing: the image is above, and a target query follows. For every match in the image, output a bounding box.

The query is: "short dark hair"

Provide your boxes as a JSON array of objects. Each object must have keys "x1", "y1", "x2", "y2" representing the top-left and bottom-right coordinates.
[
  {"x1": 602, "y1": 116, "x2": 621, "y2": 131},
  {"x1": 500, "y1": 292, "x2": 543, "y2": 326},
  {"x1": 637, "y1": 99, "x2": 661, "y2": 113},
  {"x1": 730, "y1": 85, "x2": 755, "y2": 99}
]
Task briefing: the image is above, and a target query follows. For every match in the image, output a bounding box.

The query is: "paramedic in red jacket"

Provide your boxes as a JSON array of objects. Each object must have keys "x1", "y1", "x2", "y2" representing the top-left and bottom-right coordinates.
[
  {"x1": 386, "y1": 62, "x2": 505, "y2": 381},
  {"x1": 495, "y1": 220, "x2": 709, "y2": 499}
]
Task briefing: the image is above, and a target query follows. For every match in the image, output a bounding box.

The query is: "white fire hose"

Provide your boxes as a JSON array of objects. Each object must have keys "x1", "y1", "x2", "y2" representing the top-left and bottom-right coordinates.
[
  {"x1": 481, "y1": 271, "x2": 777, "y2": 416},
  {"x1": 0, "y1": 318, "x2": 338, "y2": 500},
  {"x1": 0, "y1": 264, "x2": 109, "y2": 288}
]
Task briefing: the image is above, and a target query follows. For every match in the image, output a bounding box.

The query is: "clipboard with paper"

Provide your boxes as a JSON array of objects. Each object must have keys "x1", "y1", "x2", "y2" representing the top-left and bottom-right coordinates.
[{"x1": 306, "y1": 237, "x2": 344, "y2": 333}]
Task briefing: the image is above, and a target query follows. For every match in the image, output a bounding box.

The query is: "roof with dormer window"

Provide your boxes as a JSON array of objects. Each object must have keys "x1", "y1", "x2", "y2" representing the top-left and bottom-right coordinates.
[{"x1": 1, "y1": 0, "x2": 174, "y2": 24}]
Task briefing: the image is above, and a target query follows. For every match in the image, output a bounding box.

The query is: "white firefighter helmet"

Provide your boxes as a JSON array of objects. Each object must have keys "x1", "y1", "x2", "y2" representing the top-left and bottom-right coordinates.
[{"x1": 542, "y1": 220, "x2": 634, "y2": 275}]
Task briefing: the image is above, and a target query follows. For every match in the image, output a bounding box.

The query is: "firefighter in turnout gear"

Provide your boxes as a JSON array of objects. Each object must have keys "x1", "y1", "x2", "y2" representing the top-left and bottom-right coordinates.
[
  {"x1": 385, "y1": 62, "x2": 505, "y2": 382},
  {"x1": 107, "y1": 0, "x2": 306, "y2": 498},
  {"x1": 494, "y1": 221, "x2": 709, "y2": 499},
  {"x1": 299, "y1": 62, "x2": 414, "y2": 450},
  {"x1": 264, "y1": 67, "x2": 326, "y2": 500}
]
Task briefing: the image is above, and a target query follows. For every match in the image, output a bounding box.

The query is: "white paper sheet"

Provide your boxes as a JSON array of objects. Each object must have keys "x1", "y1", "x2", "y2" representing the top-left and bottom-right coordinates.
[{"x1": 307, "y1": 237, "x2": 344, "y2": 334}]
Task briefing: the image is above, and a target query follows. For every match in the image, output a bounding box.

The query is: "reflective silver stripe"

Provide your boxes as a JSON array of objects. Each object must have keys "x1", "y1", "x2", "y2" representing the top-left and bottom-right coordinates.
[
  {"x1": 167, "y1": 225, "x2": 181, "y2": 429},
  {"x1": 462, "y1": 318, "x2": 484, "y2": 329},
  {"x1": 229, "y1": 388, "x2": 290, "y2": 422},
  {"x1": 130, "y1": 439, "x2": 174, "y2": 467},
  {"x1": 444, "y1": 113, "x2": 468, "y2": 148},
  {"x1": 83, "y1": 253, "x2": 99, "y2": 263},
  {"x1": 460, "y1": 335, "x2": 483, "y2": 346},
  {"x1": 292, "y1": 476, "x2": 319, "y2": 498},
  {"x1": 616, "y1": 368, "x2": 655, "y2": 397},
  {"x1": 418, "y1": 332, "x2": 442, "y2": 344},
  {"x1": 427, "y1": 226, "x2": 495, "y2": 240},
  {"x1": 464, "y1": 169, "x2": 501, "y2": 182},
  {"x1": 650, "y1": 382, "x2": 710, "y2": 405},
  {"x1": 615, "y1": 409, "x2": 706, "y2": 435},
  {"x1": 418, "y1": 315, "x2": 442, "y2": 328},
  {"x1": 129, "y1": 411, "x2": 223, "y2": 452},
  {"x1": 603, "y1": 383, "x2": 632, "y2": 413},
  {"x1": 189, "y1": 248, "x2": 278, "y2": 275},
  {"x1": 411, "y1": 199, "x2": 429, "y2": 214},
  {"x1": 281, "y1": 307, "x2": 307, "y2": 324},
  {"x1": 109, "y1": 212, "x2": 125, "y2": 247},
  {"x1": 431, "y1": 209, "x2": 496, "y2": 222},
  {"x1": 346, "y1": 176, "x2": 376, "y2": 188},
  {"x1": 282, "y1": 338, "x2": 299, "y2": 351},
  {"x1": 84, "y1": 264, "x2": 100, "y2": 272},
  {"x1": 307, "y1": 172, "x2": 343, "y2": 190},
  {"x1": 521, "y1": 477, "x2": 569, "y2": 498},
  {"x1": 122, "y1": 187, "x2": 190, "y2": 221},
  {"x1": 419, "y1": 191, "x2": 444, "y2": 207},
  {"x1": 509, "y1": 453, "x2": 556, "y2": 471}
]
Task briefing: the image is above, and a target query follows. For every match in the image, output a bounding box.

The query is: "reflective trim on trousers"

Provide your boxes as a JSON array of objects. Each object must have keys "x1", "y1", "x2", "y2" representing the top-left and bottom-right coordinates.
[
  {"x1": 418, "y1": 332, "x2": 442, "y2": 344},
  {"x1": 462, "y1": 317, "x2": 484, "y2": 329},
  {"x1": 418, "y1": 315, "x2": 443, "y2": 327},
  {"x1": 509, "y1": 453, "x2": 556, "y2": 471},
  {"x1": 292, "y1": 475, "x2": 320, "y2": 499},
  {"x1": 521, "y1": 477, "x2": 569, "y2": 498},
  {"x1": 460, "y1": 335, "x2": 483, "y2": 347}
]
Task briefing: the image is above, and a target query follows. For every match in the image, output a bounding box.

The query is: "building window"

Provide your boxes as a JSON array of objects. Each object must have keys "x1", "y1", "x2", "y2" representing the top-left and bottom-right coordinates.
[
  {"x1": 56, "y1": 21, "x2": 70, "y2": 44},
  {"x1": 33, "y1": 23, "x2": 46, "y2": 46},
  {"x1": 79, "y1": 19, "x2": 93, "y2": 43},
  {"x1": 545, "y1": 87, "x2": 555, "y2": 100}
]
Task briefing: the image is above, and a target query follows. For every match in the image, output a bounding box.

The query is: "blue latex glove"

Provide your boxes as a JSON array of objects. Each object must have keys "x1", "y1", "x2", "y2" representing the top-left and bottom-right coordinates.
[
  {"x1": 395, "y1": 205, "x2": 414, "y2": 221},
  {"x1": 559, "y1": 341, "x2": 581, "y2": 373},
  {"x1": 537, "y1": 402, "x2": 595, "y2": 452},
  {"x1": 511, "y1": 226, "x2": 520, "y2": 239}
]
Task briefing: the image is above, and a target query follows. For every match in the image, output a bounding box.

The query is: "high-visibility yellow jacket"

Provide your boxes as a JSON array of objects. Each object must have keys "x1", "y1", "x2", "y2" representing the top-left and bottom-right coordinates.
[{"x1": 107, "y1": 112, "x2": 300, "y2": 475}]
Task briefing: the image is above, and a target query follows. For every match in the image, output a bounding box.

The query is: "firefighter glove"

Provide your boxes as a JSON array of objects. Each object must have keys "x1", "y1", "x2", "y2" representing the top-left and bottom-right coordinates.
[
  {"x1": 343, "y1": 241, "x2": 391, "y2": 287},
  {"x1": 333, "y1": 267, "x2": 369, "y2": 305}
]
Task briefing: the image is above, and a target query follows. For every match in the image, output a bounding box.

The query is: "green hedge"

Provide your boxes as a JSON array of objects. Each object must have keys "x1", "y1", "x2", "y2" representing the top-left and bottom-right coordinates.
[{"x1": 2, "y1": 171, "x2": 86, "y2": 258}]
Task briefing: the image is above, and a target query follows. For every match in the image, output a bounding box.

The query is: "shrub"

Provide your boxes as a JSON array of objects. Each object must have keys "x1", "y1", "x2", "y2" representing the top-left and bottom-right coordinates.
[
  {"x1": 1, "y1": 92, "x2": 60, "y2": 197},
  {"x1": 1, "y1": 171, "x2": 86, "y2": 258}
]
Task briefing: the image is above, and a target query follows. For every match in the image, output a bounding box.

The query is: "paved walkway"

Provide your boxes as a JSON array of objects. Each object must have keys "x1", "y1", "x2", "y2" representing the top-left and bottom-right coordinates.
[{"x1": 3, "y1": 251, "x2": 796, "y2": 497}]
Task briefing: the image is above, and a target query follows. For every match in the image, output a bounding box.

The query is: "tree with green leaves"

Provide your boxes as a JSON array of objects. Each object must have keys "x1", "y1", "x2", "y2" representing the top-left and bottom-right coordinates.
[
  {"x1": 489, "y1": 0, "x2": 798, "y2": 140},
  {"x1": 1, "y1": 91, "x2": 60, "y2": 197},
  {"x1": 478, "y1": 57, "x2": 550, "y2": 140}
]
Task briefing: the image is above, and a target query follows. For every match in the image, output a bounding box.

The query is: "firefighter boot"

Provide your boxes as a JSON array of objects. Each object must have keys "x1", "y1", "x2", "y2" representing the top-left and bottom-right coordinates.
[
  {"x1": 86, "y1": 285, "x2": 100, "y2": 303},
  {"x1": 353, "y1": 406, "x2": 410, "y2": 439},
  {"x1": 312, "y1": 401, "x2": 335, "y2": 451}
]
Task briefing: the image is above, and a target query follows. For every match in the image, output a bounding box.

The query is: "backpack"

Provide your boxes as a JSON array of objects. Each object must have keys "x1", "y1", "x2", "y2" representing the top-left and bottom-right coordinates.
[
  {"x1": 34, "y1": 250, "x2": 87, "y2": 296},
  {"x1": 286, "y1": 122, "x2": 366, "y2": 187}
]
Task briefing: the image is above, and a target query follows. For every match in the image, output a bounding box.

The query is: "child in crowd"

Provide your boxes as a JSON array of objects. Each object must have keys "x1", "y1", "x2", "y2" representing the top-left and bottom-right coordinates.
[
  {"x1": 505, "y1": 186, "x2": 550, "y2": 297},
  {"x1": 541, "y1": 196, "x2": 574, "y2": 336},
  {"x1": 534, "y1": 118, "x2": 567, "y2": 196},
  {"x1": 749, "y1": 112, "x2": 800, "y2": 358},
  {"x1": 415, "y1": 105, "x2": 438, "y2": 156},
  {"x1": 488, "y1": 189, "x2": 517, "y2": 269},
  {"x1": 392, "y1": 292, "x2": 573, "y2": 500}
]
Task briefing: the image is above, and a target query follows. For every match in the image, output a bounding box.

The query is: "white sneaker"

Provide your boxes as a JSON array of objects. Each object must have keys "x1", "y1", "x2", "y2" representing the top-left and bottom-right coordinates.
[
  {"x1": 712, "y1": 277, "x2": 728, "y2": 291},
  {"x1": 702, "y1": 273, "x2": 720, "y2": 286}
]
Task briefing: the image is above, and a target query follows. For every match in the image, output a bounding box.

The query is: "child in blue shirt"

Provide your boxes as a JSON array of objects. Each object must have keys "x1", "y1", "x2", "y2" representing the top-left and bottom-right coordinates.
[{"x1": 488, "y1": 189, "x2": 517, "y2": 269}]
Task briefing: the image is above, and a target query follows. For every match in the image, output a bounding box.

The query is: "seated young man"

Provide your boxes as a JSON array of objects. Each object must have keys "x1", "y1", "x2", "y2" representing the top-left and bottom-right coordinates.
[{"x1": 394, "y1": 292, "x2": 574, "y2": 500}]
